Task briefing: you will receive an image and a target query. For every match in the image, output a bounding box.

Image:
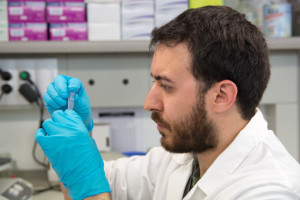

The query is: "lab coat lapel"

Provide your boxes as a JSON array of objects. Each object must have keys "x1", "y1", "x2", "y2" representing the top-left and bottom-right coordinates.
[{"x1": 166, "y1": 158, "x2": 193, "y2": 200}]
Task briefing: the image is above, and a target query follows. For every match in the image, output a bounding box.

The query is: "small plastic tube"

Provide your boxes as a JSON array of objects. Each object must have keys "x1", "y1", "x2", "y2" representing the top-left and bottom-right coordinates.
[{"x1": 68, "y1": 92, "x2": 75, "y2": 110}]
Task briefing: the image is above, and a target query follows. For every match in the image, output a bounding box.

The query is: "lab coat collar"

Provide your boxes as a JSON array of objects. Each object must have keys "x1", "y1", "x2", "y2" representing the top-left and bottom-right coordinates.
[
  {"x1": 167, "y1": 146, "x2": 194, "y2": 200},
  {"x1": 171, "y1": 152, "x2": 194, "y2": 165},
  {"x1": 195, "y1": 109, "x2": 269, "y2": 196}
]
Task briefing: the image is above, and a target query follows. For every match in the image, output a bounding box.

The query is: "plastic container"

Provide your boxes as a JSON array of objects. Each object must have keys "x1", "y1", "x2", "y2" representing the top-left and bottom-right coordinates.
[
  {"x1": 122, "y1": 151, "x2": 146, "y2": 157},
  {"x1": 263, "y1": 1, "x2": 292, "y2": 38},
  {"x1": 236, "y1": 0, "x2": 259, "y2": 26}
]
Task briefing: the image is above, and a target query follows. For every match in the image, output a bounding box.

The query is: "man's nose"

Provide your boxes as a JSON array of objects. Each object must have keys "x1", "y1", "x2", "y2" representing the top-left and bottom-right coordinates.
[{"x1": 144, "y1": 85, "x2": 163, "y2": 112}]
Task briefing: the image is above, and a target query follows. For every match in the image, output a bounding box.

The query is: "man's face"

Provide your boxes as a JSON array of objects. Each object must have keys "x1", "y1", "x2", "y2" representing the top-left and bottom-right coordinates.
[{"x1": 144, "y1": 43, "x2": 218, "y2": 153}]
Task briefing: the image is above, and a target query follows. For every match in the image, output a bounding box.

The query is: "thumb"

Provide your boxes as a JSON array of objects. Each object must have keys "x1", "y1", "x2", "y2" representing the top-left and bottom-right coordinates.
[{"x1": 35, "y1": 128, "x2": 47, "y2": 144}]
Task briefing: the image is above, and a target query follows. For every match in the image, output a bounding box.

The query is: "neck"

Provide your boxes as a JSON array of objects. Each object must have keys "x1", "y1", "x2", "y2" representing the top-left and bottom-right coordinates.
[{"x1": 197, "y1": 111, "x2": 249, "y2": 177}]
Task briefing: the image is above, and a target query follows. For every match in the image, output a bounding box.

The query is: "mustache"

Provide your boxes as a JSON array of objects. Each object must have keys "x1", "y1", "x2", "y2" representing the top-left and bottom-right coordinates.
[{"x1": 151, "y1": 112, "x2": 171, "y2": 130}]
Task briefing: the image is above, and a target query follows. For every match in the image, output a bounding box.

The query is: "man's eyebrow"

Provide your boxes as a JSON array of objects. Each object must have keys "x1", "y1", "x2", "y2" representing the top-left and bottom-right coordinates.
[{"x1": 150, "y1": 73, "x2": 174, "y2": 83}]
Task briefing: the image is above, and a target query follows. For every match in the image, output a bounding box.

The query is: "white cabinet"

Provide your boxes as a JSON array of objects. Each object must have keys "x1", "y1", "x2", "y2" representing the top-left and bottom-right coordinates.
[{"x1": 66, "y1": 53, "x2": 151, "y2": 107}]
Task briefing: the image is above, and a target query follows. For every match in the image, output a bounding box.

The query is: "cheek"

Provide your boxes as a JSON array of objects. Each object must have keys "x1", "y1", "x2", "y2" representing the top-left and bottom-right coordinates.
[{"x1": 163, "y1": 97, "x2": 196, "y2": 123}]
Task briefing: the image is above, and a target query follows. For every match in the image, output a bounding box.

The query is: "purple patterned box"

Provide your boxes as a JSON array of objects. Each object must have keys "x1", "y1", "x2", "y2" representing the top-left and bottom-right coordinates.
[
  {"x1": 8, "y1": 2, "x2": 46, "y2": 22},
  {"x1": 47, "y1": 2, "x2": 86, "y2": 22},
  {"x1": 8, "y1": 0, "x2": 45, "y2": 2},
  {"x1": 49, "y1": 23, "x2": 87, "y2": 41},
  {"x1": 9, "y1": 23, "x2": 47, "y2": 41}
]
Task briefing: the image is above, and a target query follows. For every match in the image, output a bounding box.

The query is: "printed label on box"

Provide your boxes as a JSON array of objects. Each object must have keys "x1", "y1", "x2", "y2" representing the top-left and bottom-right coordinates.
[
  {"x1": 8, "y1": 2, "x2": 46, "y2": 22},
  {"x1": 47, "y1": 2, "x2": 86, "y2": 23},
  {"x1": 49, "y1": 23, "x2": 87, "y2": 41},
  {"x1": 9, "y1": 23, "x2": 47, "y2": 41}
]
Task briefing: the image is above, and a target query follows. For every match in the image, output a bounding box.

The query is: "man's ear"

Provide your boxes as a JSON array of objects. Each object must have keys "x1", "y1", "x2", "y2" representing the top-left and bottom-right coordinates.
[{"x1": 212, "y1": 80, "x2": 237, "y2": 113}]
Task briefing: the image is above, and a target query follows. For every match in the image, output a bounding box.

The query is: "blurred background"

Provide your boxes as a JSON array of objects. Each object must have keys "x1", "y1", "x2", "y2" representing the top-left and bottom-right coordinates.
[{"x1": 0, "y1": 0, "x2": 299, "y2": 199}]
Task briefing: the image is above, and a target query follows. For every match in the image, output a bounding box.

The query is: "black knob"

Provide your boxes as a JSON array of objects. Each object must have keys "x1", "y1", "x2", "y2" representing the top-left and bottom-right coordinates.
[
  {"x1": 0, "y1": 69, "x2": 12, "y2": 81},
  {"x1": 88, "y1": 79, "x2": 95, "y2": 86},
  {"x1": 2, "y1": 84, "x2": 13, "y2": 94},
  {"x1": 123, "y1": 78, "x2": 129, "y2": 85}
]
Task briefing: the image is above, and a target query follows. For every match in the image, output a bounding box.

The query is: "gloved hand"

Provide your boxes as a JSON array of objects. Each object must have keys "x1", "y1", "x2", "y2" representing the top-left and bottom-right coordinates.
[
  {"x1": 35, "y1": 110, "x2": 111, "y2": 200},
  {"x1": 44, "y1": 75, "x2": 93, "y2": 132}
]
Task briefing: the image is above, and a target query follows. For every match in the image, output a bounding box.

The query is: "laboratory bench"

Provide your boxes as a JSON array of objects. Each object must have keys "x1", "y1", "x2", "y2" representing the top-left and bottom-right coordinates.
[
  {"x1": 0, "y1": 151, "x2": 126, "y2": 200},
  {"x1": 33, "y1": 190, "x2": 64, "y2": 200}
]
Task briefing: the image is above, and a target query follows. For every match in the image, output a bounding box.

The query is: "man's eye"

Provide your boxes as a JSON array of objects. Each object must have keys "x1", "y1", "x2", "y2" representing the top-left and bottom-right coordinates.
[{"x1": 160, "y1": 83, "x2": 171, "y2": 90}]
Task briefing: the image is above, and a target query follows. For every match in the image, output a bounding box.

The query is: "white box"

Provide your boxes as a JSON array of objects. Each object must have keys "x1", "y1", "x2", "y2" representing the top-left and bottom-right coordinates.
[
  {"x1": 122, "y1": 0, "x2": 153, "y2": 11},
  {"x1": 0, "y1": 26, "x2": 8, "y2": 41},
  {"x1": 0, "y1": 1, "x2": 8, "y2": 23},
  {"x1": 122, "y1": 24, "x2": 153, "y2": 40},
  {"x1": 122, "y1": 0, "x2": 154, "y2": 15},
  {"x1": 122, "y1": 9, "x2": 154, "y2": 25},
  {"x1": 155, "y1": 0, "x2": 187, "y2": 8},
  {"x1": 121, "y1": 0, "x2": 154, "y2": 40},
  {"x1": 85, "y1": 0, "x2": 119, "y2": 3},
  {"x1": 87, "y1": 3, "x2": 120, "y2": 23},
  {"x1": 88, "y1": 22, "x2": 120, "y2": 40},
  {"x1": 155, "y1": 0, "x2": 188, "y2": 27}
]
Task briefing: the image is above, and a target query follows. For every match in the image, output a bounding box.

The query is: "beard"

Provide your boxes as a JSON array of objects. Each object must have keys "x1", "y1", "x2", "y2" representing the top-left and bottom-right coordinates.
[{"x1": 151, "y1": 94, "x2": 218, "y2": 154}]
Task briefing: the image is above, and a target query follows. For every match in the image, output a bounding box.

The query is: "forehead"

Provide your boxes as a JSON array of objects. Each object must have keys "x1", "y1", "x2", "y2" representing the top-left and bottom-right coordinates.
[{"x1": 151, "y1": 43, "x2": 193, "y2": 79}]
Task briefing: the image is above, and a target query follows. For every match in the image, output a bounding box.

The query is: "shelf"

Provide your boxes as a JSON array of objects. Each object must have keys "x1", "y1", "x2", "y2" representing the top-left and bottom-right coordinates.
[
  {"x1": 267, "y1": 37, "x2": 300, "y2": 50},
  {"x1": 0, "y1": 37, "x2": 300, "y2": 54},
  {"x1": 0, "y1": 40, "x2": 151, "y2": 54}
]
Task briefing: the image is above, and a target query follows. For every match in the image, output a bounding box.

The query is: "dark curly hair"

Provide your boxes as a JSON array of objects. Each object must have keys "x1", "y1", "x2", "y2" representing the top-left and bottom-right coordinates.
[{"x1": 150, "y1": 6, "x2": 270, "y2": 120}]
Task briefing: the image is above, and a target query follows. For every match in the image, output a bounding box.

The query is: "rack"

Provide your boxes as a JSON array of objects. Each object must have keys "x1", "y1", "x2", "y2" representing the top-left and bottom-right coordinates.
[{"x1": 0, "y1": 37, "x2": 300, "y2": 54}]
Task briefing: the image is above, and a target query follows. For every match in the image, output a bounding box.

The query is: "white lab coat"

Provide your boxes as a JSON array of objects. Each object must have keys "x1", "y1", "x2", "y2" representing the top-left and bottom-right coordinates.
[{"x1": 104, "y1": 110, "x2": 300, "y2": 200}]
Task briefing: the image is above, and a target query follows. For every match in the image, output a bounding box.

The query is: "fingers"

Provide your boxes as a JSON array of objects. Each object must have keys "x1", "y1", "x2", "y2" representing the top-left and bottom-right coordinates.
[
  {"x1": 54, "y1": 75, "x2": 70, "y2": 99},
  {"x1": 35, "y1": 128, "x2": 47, "y2": 144},
  {"x1": 45, "y1": 75, "x2": 81, "y2": 112},
  {"x1": 68, "y1": 78, "x2": 82, "y2": 93},
  {"x1": 43, "y1": 110, "x2": 83, "y2": 133},
  {"x1": 64, "y1": 109, "x2": 84, "y2": 123},
  {"x1": 44, "y1": 85, "x2": 67, "y2": 109}
]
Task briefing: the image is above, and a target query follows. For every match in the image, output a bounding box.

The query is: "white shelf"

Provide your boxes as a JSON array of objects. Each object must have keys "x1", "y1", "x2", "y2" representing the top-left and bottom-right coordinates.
[
  {"x1": 266, "y1": 37, "x2": 300, "y2": 50},
  {"x1": 0, "y1": 40, "x2": 151, "y2": 54},
  {"x1": 0, "y1": 37, "x2": 300, "y2": 54}
]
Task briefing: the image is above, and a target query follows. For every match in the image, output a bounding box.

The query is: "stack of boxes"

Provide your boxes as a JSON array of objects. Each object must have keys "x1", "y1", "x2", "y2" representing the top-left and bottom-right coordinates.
[
  {"x1": 0, "y1": 0, "x2": 8, "y2": 41},
  {"x1": 155, "y1": 0, "x2": 188, "y2": 27},
  {"x1": 86, "y1": 0, "x2": 120, "y2": 41},
  {"x1": 7, "y1": 0, "x2": 47, "y2": 41},
  {"x1": 2, "y1": 0, "x2": 190, "y2": 42},
  {"x1": 121, "y1": 0, "x2": 154, "y2": 40},
  {"x1": 47, "y1": 0, "x2": 87, "y2": 40}
]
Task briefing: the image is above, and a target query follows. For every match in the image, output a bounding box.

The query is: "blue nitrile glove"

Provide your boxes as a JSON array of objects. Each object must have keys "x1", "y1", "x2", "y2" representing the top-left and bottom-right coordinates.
[
  {"x1": 44, "y1": 75, "x2": 94, "y2": 132},
  {"x1": 35, "y1": 110, "x2": 111, "y2": 200}
]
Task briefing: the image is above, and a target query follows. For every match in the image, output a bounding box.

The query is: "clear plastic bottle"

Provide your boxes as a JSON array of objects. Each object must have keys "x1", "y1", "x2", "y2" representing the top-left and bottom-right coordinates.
[
  {"x1": 252, "y1": 0, "x2": 269, "y2": 30},
  {"x1": 263, "y1": 0, "x2": 292, "y2": 38},
  {"x1": 237, "y1": 0, "x2": 259, "y2": 26}
]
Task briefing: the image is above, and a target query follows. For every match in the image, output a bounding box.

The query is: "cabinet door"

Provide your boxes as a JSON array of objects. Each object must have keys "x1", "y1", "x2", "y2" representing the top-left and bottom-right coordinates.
[
  {"x1": 67, "y1": 53, "x2": 152, "y2": 107},
  {"x1": 261, "y1": 51, "x2": 298, "y2": 104}
]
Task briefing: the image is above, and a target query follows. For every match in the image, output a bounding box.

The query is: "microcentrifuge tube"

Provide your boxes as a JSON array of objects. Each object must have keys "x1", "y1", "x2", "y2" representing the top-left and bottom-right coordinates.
[{"x1": 68, "y1": 92, "x2": 75, "y2": 110}]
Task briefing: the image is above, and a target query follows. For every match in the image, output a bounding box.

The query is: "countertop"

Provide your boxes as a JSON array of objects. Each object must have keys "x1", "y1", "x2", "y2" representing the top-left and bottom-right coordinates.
[{"x1": 30, "y1": 151, "x2": 126, "y2": 199}]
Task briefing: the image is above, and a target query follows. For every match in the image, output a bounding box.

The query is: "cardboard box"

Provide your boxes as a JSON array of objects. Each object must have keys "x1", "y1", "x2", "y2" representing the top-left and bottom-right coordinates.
[
  {"x1": 155, "y1": 0, "x2": 188, "y2": 27},
  {"x1": 47, "y1": 2, "x2": 86, "y2": 22},
  {"x1": 88, "y1": 22, "x2": 120, "y2": 40},
  {"x1": 87, "y1": 3, "x2": 120, "y2": 24},
  {"x1": 9, "y1": 23, "x2": 47, "y2": 41},
  {"x1": 8, "y1": 1, "x2": 46, "y2": 22},
  {"x1": 49, "y1": 22, "x2": 87, "y2": 41},
  {"x1": 121, "y1": 0, "x2": 154, "y2": 40}
]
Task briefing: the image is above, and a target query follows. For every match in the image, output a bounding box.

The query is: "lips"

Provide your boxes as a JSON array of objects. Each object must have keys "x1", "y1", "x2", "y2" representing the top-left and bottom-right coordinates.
[
  {"x1": 157, "y1": 124, "x2": 164, "y2": 131},
  {"x1": 151, "y1": 112, "x2": 171, "y2": 130}
]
